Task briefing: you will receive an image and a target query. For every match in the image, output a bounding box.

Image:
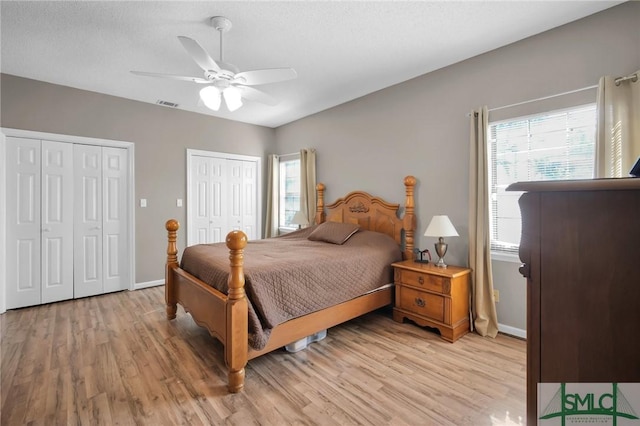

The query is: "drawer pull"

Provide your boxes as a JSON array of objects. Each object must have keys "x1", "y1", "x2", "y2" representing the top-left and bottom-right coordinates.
[
  {"x1": 415, "y1": 297, "x2": 426, "y2": 308},
  {"x1": 418, "y1": 276, "x2": 424, "y2": 285}
]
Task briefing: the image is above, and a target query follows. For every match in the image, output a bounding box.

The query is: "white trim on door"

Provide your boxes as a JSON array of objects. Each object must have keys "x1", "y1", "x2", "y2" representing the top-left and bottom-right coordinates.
[
  {"x1": 0, "y1": 132, "x2": 7, "y2": 313},
  {"x1": 186, "y1": 149, "x2": 262, "y2": 246},
  {"x1": 0, "y1": 128, "x2": 136, "y2": 314}
]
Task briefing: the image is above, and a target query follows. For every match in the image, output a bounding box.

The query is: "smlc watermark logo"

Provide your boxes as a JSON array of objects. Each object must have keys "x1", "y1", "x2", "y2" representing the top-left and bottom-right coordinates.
[{"x1": 539, "y1": 383, "x2": 640, "y2": 425}]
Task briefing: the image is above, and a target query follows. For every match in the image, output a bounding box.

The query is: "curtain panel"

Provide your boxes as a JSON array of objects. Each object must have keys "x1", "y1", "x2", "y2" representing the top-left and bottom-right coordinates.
[
  {"x1": 264, "y1": 154, "x2": 279, "y2": 238},
  {"x1": 300, "y1": 149, "x2": 317, "y2": 225},
  {"x1": 595, "y1": 70, "x2": 640, "y2": 177},
  {"x1": 468, "y1": 107, "x2": 499, "y2": 338}
]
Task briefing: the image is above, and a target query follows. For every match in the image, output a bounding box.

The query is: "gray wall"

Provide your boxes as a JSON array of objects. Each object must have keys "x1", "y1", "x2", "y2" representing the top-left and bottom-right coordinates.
[
  {"x1": 0, "y1": 74, "x2": 276, "y2": 283},
  {"x1": 275, "y1": 2, "x2": 640, "y2": 334}
]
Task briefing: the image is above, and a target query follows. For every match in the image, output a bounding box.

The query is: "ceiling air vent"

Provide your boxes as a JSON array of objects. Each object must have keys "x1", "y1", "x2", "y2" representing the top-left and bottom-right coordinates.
[{"x1": 156, "y1": 100, "x2": 179, "y2": 108}]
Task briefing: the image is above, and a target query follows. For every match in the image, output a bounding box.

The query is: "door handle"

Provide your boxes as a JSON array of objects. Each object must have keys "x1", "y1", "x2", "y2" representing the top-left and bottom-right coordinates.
[
  {"x1": 92, "y1": 226, "x2": 102, "y2": 230},
  {"x1": 42, "y1": 228, "x2": 51, "y2": 232}
]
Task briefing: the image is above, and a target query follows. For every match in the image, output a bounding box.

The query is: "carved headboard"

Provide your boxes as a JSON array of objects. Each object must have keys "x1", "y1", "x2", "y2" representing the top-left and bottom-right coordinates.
[{"x1": 314, "y1": 176, "x2": 416, "y2": 260}]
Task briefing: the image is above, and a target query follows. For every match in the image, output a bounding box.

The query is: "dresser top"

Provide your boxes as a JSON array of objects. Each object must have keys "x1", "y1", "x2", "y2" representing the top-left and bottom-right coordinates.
[{"x1": 507, "y1": 177, "x2": 640, "y2": 192}]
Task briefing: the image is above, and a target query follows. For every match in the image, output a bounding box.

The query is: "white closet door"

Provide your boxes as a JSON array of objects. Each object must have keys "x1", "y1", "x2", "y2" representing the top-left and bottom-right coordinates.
[
  {"x1": 227, "y1": 159, "x2": 257, "y2": 240},
  {"x1": 6, "y1": 137, "x2": 42, "y2": 308},
  {"x1": 209, "y1": 157, "x2": 226, "y2": 243},
  {"x1": 102, "y1": 147, "x2": 129, "y2": 293},
  {"x1": 187, "y1": 151, "x2": 260, "y2": 245},
  {"x1": 74, "y1": 144, "x2": 103, "y2": 298},
  {"x1": 227, "y1": 160, "x2": 243, "y2": 233},
  {"x1": 241, "y1": 161, "x2": 257, "y2": 240},
  {"x1": 41, "y1": 140, "x2": 74, "y2": 303}
]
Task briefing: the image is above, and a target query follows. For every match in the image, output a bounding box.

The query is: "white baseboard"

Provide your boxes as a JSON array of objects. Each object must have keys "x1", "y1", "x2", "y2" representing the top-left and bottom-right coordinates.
[
  {"x1": 134, "y1": 279, "x2": 164, "y2": 290},
  {"x1": 498, "y1": 323, "x2": 526, "y2": 339}
]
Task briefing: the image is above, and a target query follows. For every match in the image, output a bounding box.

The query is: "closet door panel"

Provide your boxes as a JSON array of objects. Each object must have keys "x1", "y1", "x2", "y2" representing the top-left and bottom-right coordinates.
[
  {"x1": 102, "y1": 147, "x2": 129, "y2": 293},
  {"x1": 6, "y1": 137, "x2": 42, "y2": 308},
  {"x1": 191, "y1": 156, "x2": 213, "y2": 244},
  {"x1": 242, "y1": 161, "x2": 257, "y2": 240},
  {"x1": 74, "y1": 144, "x2": 103, "y2": 298},
  {"x1": 209, "y1": 158, "x2": 226, "y2": 243},
  {"x1": 228, "y1": 160, "x2": 243, "y2": 232},
  {"x1": 41, "y1": 140, "x2": 74, "y2": 303}
]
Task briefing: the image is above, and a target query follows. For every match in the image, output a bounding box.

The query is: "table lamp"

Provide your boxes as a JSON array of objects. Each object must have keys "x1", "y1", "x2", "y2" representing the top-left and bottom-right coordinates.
[
  {"x1": 291, "y1": 211, "x2": 309, "y2": 229},
  {"x1": 424, "y1": 215, "x2": 458, "y2": 268}
]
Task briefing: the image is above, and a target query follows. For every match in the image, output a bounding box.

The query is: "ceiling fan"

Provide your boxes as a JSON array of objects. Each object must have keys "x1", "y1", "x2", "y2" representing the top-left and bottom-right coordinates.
[{"x1": 131, "y1": 16, "x2": 297, "y2": 112}]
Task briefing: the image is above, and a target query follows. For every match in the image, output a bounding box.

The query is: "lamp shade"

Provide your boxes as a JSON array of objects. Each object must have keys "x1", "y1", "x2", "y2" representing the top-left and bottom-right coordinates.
[
  {"x1": 291, "y1": 211, "x2": 309, "y2": 226},
  {"x1": 223, "y1": 86, "x2": 243, "y2": 112},
  {"x1": 200, "y1": 86, "x2": 221, "y2": 111},
  {"x1": 424, "y1": 215, "x2": 458, "y2": 237}
]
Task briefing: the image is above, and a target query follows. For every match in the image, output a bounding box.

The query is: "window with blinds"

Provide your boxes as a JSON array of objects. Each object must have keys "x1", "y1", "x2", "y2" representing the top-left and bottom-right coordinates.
[
  {"x1": 488, "y1": 104, "x2": 597, "y2": 254},
  {"x1": 278, "y1": 154, "x2": 301, "y2": 230}
]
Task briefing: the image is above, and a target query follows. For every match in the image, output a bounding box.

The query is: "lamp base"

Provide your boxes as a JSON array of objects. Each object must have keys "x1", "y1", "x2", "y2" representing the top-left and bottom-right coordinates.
[
  {"x1": 434, "y1": 239, "x2": 448, "y2": 268},
  {"x1": 434, "y1": 257, "x2": 447, "y2": 268}
]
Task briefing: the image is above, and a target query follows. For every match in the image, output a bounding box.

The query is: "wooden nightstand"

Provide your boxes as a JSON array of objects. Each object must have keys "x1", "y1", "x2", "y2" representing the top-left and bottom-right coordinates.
[{"x1": 392, "y1": 260, "x2": 471, "y2": 342}]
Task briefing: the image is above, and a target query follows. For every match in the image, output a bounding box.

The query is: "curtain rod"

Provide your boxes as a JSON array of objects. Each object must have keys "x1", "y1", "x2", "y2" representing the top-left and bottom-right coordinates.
[
  {"x1": 466, "y1": 84, "x2": 598, "y2": 117},
  {"x1": 615, "y1": 72, "x2": 638, "y2": 86},
  {"x1": 468, "y1": 72, "x2": 636, "y2": 117},
  {"x1": 488, "y1": 84, "x2": 598, "y2": 113}
]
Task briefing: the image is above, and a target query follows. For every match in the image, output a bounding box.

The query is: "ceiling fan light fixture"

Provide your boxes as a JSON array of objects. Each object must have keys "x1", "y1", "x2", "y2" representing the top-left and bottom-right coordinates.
[
  {"x1": 200, "y1": 86, "x2": 221, "y2": 111},
  {"x1": 132, "y1": 15, "x2": 297, "y2": 114},
  {"x1": 223, "y1": 86, "x2": 243, "y2": 112}
]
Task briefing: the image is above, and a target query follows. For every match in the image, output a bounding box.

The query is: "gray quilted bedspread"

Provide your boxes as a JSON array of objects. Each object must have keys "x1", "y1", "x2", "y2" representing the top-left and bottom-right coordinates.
[{"x1": 180, "y1": 226, "x2": 402, "y2": 350}]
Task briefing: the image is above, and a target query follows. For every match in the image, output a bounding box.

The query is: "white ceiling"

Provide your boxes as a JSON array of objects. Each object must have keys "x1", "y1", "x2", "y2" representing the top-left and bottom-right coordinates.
[{"x1": 1, "y1": 1, "x2": 623, "y2": 128}]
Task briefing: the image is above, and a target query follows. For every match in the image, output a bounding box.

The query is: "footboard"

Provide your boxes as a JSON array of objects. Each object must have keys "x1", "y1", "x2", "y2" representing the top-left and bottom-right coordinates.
[{"x1": 165, "y1": 220, "x2": 248, "y2": 392}]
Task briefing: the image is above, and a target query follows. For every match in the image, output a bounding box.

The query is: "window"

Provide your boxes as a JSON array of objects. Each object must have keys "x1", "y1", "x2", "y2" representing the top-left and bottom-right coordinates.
[
  {"x1": 488, "y1": 104, "x2": 596, "y2": 254},
  {"x1": 278, "y1": 154, "x2": 301, "y2": 230}
]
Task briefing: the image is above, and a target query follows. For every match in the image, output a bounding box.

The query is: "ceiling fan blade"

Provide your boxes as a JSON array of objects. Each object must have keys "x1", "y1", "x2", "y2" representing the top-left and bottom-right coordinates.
[
  {"x1": 238, "y1": 86, "x2": 279, "y2": 106},
  {"x1": 178, "y1": 36, "x2": 221, "y2": 72},
  {"x1": 130, "y1": 71, "x2": 209, "y2": 83},
  {"x1": 234, "y1": 68, "x2": 297, "y2": 86}
]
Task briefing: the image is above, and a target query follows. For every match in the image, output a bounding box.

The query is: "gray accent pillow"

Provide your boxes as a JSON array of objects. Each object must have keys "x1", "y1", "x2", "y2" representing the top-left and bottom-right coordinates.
[{"x1": 308, "y1": 222, "x2": 360, "y2": 245}]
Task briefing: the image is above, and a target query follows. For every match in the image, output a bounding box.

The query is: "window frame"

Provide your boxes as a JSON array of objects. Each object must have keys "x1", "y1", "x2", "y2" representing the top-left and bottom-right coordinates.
[
  {"x1": 277, "y1": 153, "x2": 302, "y2": 234},
  {"x1": 488, "y1": 103, "x2": 597, "y2": 256}
]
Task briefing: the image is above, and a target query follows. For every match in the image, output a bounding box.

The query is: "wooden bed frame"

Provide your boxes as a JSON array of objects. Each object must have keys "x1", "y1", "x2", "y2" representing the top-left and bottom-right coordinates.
[{"x1": 165, "y1": 176, "x2": 416, "y2": 392}]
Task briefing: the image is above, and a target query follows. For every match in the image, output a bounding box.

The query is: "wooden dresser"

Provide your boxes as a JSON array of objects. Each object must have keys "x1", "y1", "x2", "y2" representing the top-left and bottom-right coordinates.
[
  {"x1": 508, "y1": 178, "x2": 640, "y2": 424},
  {"x1": 391, "y1": 260, "x2": 470, "y2": 342}
]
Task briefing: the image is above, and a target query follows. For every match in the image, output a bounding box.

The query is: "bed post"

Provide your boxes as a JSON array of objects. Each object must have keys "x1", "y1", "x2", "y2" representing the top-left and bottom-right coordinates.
[
  {"x1": 225, "y1": 230, "x2": 248, "y2": 393},
  {"x1": 403, "y1": 176, "x2": 417, "y2": 260},
  {"x1": 165, "y1": 219, "x2": 179, "y2": 319},
  {"x1": 315, "y1": 183, "x2": 326, "y2": 224}
]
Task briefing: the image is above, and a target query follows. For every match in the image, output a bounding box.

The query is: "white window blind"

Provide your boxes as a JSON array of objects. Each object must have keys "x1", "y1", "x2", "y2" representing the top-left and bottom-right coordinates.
[
  {"x1": 278, "y1": 155, "x2": 301, "y2": 230},
  {"x1": 488, "y1": 104, "x2": 596, "y2": 253}
]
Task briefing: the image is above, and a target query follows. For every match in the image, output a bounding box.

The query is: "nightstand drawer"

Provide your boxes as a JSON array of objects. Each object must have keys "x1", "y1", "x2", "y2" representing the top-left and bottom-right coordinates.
[
  {"x1": 396, "y1": 269, "x2": 447, "y2": 294},
  {"x1": 397, "y1": 286, "x2": 444, "y2": 322}
]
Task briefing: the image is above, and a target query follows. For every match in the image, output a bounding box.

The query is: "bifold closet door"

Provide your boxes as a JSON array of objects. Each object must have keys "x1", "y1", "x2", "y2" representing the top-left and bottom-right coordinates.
[
  {"x1": 74, "y1": 145, "x2": 129, "y2": 298},
  {"x1": 189, "y1": 156, "x2": 259, "y2": 244},
  {"x1": 5, "y1": 138, "x2": 74, "y2": 308}
]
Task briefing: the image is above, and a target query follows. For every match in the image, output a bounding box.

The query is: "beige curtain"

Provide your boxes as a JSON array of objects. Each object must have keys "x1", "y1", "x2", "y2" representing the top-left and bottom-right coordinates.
[
  {"x1": 595, "y1": 70, "x2": 640, "y2": 177},
  {"x1": 468, "y1": 106, "x2": 499, "y2": 338},
  {"x1": 299, "y1": 149, "x2": 317, "y2": 225},
  {"x1": 264, "y1": 154, "x2": 279, "y2": 238}
]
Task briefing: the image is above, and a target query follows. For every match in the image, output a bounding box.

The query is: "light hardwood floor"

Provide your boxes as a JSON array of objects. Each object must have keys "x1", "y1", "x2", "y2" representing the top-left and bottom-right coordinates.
[{"x1": 1, "y1": 286, "x2": 525, "y2": 425}]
